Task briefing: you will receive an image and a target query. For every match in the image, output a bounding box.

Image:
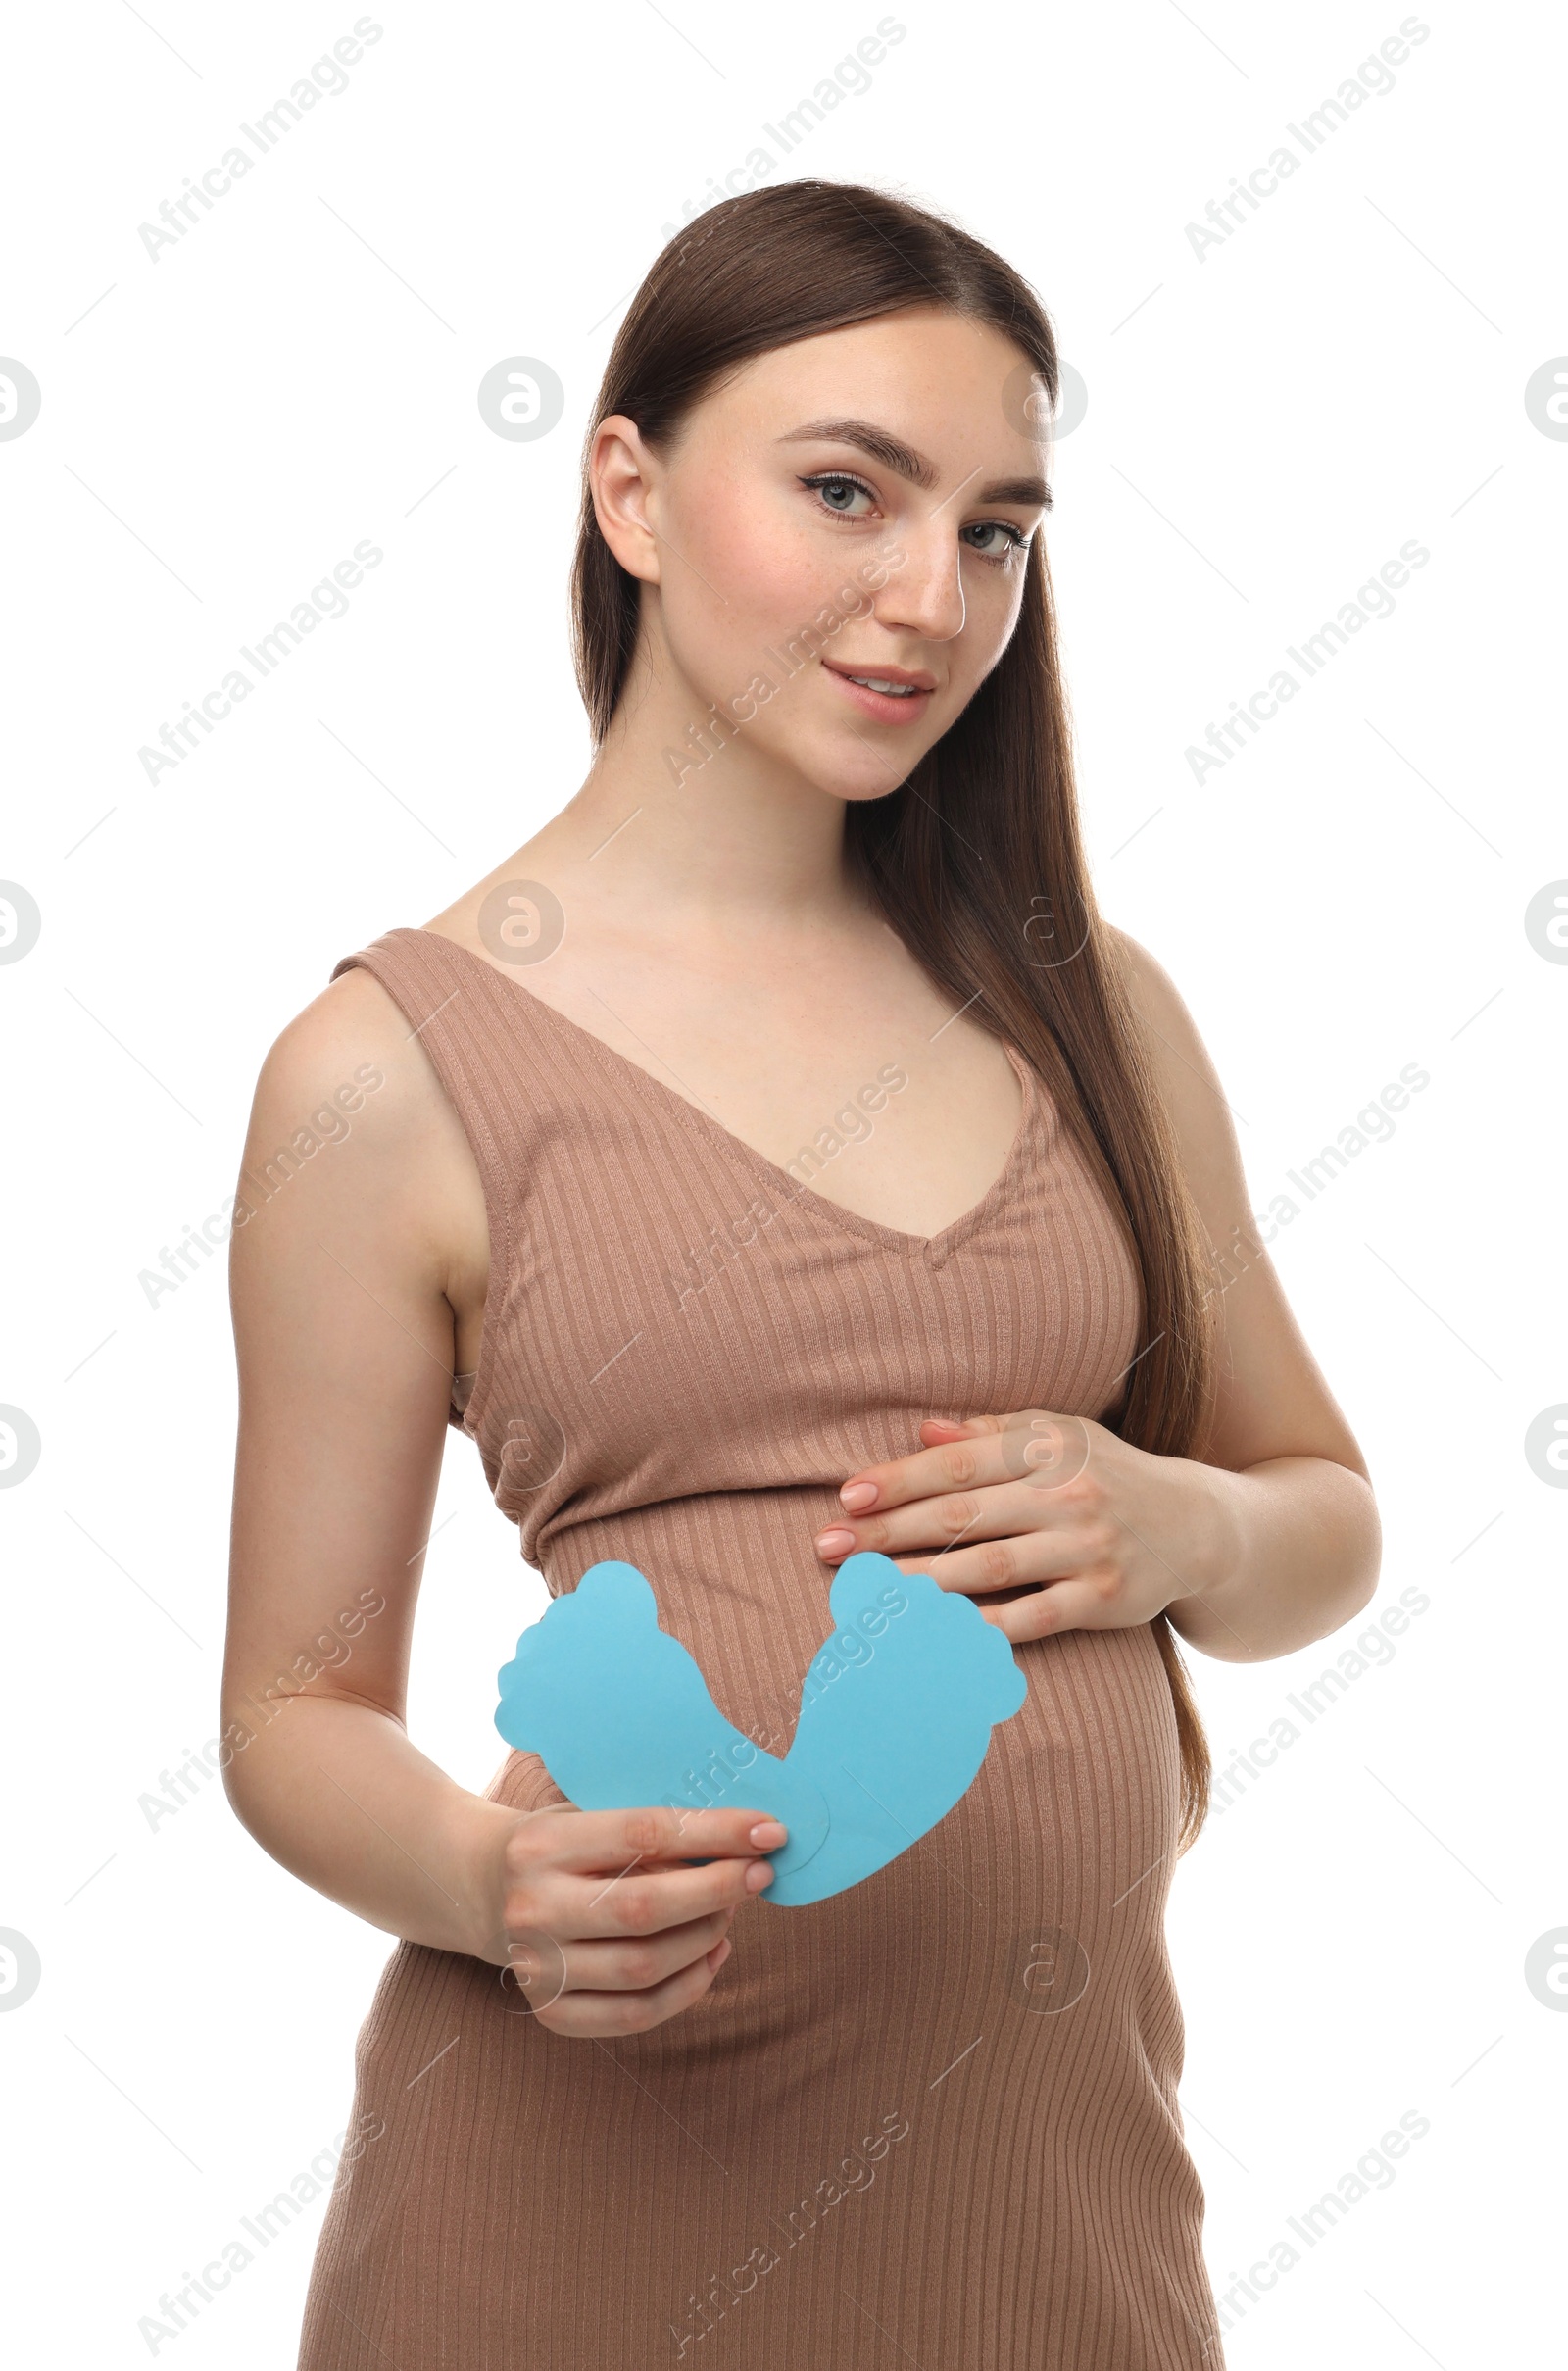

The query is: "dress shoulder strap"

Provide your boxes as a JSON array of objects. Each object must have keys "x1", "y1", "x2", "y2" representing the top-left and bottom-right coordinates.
[
  {"x1": 328, "y1": 924, "x2": 554, "y2": 1438},
  {"x1": 329, "y1": 924, "x2": 539, "y2": 1219}
]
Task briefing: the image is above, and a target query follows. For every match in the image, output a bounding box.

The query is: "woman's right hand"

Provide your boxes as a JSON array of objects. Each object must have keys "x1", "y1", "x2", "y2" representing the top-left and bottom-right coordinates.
[{"x1": 483, "y1": 1804, "x2": 787, "y2": 2036}]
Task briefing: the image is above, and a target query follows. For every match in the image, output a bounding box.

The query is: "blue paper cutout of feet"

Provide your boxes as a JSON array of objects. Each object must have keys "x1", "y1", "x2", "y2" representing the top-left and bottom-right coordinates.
[{"x1": 494, "y1": 1551, "x2": 1028, "y2": 1905}]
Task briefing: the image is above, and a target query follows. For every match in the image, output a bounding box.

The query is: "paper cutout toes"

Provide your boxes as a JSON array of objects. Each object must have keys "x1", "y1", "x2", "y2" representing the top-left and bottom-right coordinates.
[
  {"x1": 494, "y1": 1552, "x2": 1028, "y2": 1905},
  {"x1": 762, "y1": 1551, "x2": 1029, "y2": 1903},
  {"x1": 494, "y1": 1562, "x2": 832, "y2": 1887}
]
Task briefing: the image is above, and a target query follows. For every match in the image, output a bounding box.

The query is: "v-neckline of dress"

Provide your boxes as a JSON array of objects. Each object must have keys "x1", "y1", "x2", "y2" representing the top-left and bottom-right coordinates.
[{"x1": 401, "y1": 927, "x2": 1039, "y2": 1265}]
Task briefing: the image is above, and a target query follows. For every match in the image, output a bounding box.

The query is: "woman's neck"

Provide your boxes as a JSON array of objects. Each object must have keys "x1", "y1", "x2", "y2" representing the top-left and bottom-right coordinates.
[{"x1": 528, "y1": 633, "x2": 870, "y2": 937}]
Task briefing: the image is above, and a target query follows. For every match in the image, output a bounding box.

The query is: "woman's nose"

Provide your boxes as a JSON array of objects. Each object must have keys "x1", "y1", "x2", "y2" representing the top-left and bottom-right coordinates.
[{"x1": 868, "y1": 526, "x2": 967, "y2": 644}]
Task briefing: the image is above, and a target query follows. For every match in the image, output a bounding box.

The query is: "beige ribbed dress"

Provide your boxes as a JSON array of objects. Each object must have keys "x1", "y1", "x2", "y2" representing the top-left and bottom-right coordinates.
[{"x1": 296, "y1": 924, "x2": 1222, "y2": 2369}]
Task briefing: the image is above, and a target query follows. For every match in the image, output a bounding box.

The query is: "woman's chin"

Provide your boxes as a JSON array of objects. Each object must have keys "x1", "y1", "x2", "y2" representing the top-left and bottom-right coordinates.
[{"x1": 783, "y1": 728, "x2": 926, "y2": 806}]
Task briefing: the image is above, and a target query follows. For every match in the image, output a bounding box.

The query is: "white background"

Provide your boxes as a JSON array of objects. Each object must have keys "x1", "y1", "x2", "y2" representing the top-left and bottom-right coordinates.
[{"x1": 1, "y1": 2, "x2": 1563, "y2": 2363}]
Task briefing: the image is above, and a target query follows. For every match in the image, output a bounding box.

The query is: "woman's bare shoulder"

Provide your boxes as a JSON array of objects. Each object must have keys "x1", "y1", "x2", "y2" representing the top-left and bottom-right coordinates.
[
  {"x1": 233, "y1": 961, "x2": 487, "y2": 1297},
  {"x1": 246, "y1": 963, "x2": 438, "y2": 1149},
  {"x1": 1102, "y1": 923, "x2": 1237, "y2": 1202},
  {"x1": 1103, "y1": 921, "x2": 1370, "y2": 1479}
]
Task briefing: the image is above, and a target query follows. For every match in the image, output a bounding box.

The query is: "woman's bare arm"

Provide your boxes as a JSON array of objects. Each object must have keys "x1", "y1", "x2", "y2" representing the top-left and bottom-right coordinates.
[
  {"x1": 221, "y1": 966, "x2": 522, "y2": 1956},
  {"x1": 1109, "y1": 927, "x2": 1383, "y2": 1661},
  {"x1": 220, "y1": 968, "x2": 779, "y2": 2022}
]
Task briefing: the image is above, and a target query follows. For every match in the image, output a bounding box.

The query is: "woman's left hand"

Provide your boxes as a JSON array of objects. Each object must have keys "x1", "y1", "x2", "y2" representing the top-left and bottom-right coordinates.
[{"x1": 812, "y1": 1408, "x2": 1234, "y2": 1645}]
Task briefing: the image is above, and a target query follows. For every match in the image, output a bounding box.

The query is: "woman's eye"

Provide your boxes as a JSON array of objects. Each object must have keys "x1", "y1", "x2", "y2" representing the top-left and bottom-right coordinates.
[
  {"x1": 803, "y1": 473, "x2": 875, "y2": 518},
  {"x1": 962, "y1": 520, "x2": 1029, "y2": 561},
  {"x1": 802, "y1": 474, "x2": 1029, "y2": 562}
]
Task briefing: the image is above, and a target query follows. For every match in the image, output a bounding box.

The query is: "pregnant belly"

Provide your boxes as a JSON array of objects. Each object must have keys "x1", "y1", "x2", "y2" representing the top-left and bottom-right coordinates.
[{"x1": 493, "y1": 1485, "x2": 1182, "y2": 2018}]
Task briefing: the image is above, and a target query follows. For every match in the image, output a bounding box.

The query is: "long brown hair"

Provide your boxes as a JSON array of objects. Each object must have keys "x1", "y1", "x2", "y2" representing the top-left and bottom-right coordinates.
[{"x1": 568, "y1": 179, "x2": 1218, "y2": 1850}]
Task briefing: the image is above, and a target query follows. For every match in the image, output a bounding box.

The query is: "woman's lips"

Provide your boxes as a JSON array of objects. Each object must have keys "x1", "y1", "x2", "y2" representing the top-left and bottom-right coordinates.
[{"x1": 821, "y1": 661, "x2": 935, "y2": 726}]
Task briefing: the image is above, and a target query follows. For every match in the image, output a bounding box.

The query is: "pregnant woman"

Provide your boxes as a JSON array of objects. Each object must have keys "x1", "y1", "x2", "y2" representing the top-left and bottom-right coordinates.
[{"x1": 222, "y1": 180, "x2": 1380, "y2": 2369}]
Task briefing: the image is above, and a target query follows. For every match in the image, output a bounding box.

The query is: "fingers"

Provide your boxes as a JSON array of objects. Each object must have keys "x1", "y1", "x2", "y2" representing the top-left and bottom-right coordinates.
[
  {"x1": 817, "y1": 1412, "x2": 1102, "y2": 1568},
  {"x1": 532, "y1": 1930, "x2": 734, "y2": 2038},
  {"x1": 500, "y1": 1803, "x2": 787, "y2": 2039},
  {"x1": 568, "y1": 1850, "x2": 775, "y2": 1944},
  {"x1": 818, "y1": 1480, "x2": 1082, "y2": 1567},
  {"x1": 503, "y1": 1804, "x2": 783, "y2": 1951},
  {"x1": 918, "y1": 1414, "x2": 1004, "y2": 1446},
  {"x1": 831, "y1": 1417, "x2": 1016, "y2": 1519},
  {"x1": 829, "y1": 1410, "x2": 1090, "y2": 1523},
  {"x1": 880, "y1": 1528, "x2": 1096, "y2": 1593},
  {"x1": 971, "y1": 1576, "x2": 1120, "y2": 1644},
  {"x1": 529, "y1": 1803, "x2": 787, "y2": 1875},
  {"x1": 549, "y1": 1906, "x2": 737, "y2": 1997}
]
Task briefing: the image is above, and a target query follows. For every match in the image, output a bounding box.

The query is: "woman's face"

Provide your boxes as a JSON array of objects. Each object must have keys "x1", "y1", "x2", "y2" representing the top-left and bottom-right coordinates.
[{"x1": 593, "y1": 306, "x2": 1054, "y2": 803}]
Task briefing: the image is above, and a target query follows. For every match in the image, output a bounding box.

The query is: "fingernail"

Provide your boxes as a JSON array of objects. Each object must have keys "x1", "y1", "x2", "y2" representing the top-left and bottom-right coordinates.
[
  {"x1": 815, "y1": 1526, "x2": 856, "y2": 1556},
  {"x1": 839, "y1": 1480, "x2": 878, "y2": 1510},
  {"x1": 749, "y1": 1819, "x2": 787, "y2": 1846},
  {"x1": 746, "y1": 1860, "x2": 775, "y2": 1890}
]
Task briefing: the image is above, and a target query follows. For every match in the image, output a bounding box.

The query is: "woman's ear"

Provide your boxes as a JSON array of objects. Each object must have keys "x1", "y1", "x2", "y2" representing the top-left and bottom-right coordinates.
[{"x1": 589, "y1": 414, "x2": 662, "y2": 586}]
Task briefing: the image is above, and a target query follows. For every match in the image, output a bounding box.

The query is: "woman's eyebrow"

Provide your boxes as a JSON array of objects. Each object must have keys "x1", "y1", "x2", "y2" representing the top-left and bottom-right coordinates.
[{"x1": 777, "y1": 417, "x2": 1052, "y2": 510}]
